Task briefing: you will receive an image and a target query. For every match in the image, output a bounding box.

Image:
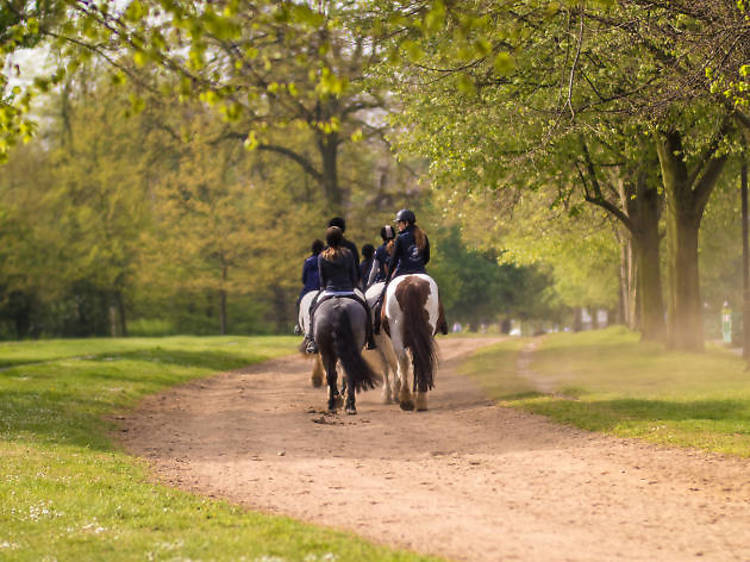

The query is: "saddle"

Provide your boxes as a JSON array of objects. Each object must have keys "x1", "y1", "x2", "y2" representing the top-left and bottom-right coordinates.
[{"x1": 310, "y1": 290, "x2": 370, "y2": 321}]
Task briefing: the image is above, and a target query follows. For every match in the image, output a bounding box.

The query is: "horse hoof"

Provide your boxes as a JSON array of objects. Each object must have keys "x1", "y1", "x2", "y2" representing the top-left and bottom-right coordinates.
[
  {"x1": 400, "y1": 400, "x2": 415, "y2": 411},
  {"x1": 345, "y1": 407, "x2": 357, "y2": 415}
]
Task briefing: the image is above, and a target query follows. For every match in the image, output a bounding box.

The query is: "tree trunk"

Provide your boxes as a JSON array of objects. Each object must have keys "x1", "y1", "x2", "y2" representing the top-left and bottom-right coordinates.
[
  {"x1": 632, "y1": 186, "x2": 666, "y2": 343},
  {"x1": 116, "y1": 291, "x2": 128, "y2": 337},
  {"x1": 318, "y1": 132, "x2": 342, "y2": 211},
  {"x1": 657, "y1": 129, "x2": 727, "y2": 351},
  {"x1": 665, "y1": 211, "x2": 702, "y2": 350},
  {"x1": 219, "y1": 265, "x2": 228, "y2": 335},
  {"x1": 219, "y1": 289, "x2": 227, "y2": 335}
]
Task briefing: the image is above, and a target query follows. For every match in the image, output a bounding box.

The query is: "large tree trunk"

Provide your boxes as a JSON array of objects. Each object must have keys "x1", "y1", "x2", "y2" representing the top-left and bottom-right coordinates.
[
  {"x1": 631, "y1": 182, "x2": 666, "y2": 343},
  {"x1": 656, "y1": 130, "x2": 727, "y2": 351}
]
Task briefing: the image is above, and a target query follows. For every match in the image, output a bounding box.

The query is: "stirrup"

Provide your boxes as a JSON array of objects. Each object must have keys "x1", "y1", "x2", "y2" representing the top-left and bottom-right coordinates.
[
  {"x1": 305, "y1": 339, "x2": 319, "y2": 354},
  {"x1": 293, "y1": 324, "x2": 302, "y2": 335}
]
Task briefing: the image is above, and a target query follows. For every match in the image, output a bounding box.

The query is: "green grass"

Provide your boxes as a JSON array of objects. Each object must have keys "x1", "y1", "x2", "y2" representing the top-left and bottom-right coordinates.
[
  {"x1": 1, "y1": 336, "x2": 440, "y2": 561},
  {"x1": 462, "y1": 327, "x2": 750, "y2": 457}
]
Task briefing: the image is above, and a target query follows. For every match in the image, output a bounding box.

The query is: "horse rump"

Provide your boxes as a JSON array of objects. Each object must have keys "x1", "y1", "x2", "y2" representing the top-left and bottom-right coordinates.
[
  {"x1": 332, "y1": 304, "x2": 381, "y2": 392},
  {"x1": 399, "y1": 279, "x2": 438, "y2": 392}
]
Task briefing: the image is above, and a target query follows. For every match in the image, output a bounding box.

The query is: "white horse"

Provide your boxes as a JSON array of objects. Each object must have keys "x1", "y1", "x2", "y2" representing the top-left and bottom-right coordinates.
[
  {"x1": 383, "y1": 273, "x2": 445, "y2": 411},
  {"x1": 365, "y1": 282, "x2": 399, "y2": 404}
]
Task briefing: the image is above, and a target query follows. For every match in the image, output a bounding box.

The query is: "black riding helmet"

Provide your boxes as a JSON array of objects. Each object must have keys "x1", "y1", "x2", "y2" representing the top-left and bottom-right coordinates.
[
  {"x1": 394, "y1": 209, "x2": 416, "y2": 224},
  {"x1": 328, "y1": 216, "x2": 346, "y2": 232}
]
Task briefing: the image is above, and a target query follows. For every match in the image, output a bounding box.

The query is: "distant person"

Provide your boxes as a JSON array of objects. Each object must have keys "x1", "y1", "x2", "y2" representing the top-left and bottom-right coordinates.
[
  {"x1": 328, "y1": 217, "x2": 360, "y2": 284},
  {"x1": 360, "y1": 244, "x2": 375, "y2": 291},
  {"x1": 452, "y1": 322, "x2": 462, "y2": 333},
  {"x1": 367, "y1": 225, "x2": 396, "y2": 288},
  {"x1": 299, "y1": 239, "x2": 324, "y2": 304}
]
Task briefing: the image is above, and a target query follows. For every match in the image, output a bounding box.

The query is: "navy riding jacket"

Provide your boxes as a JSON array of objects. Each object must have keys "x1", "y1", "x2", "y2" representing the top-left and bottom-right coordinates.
[
  {"x1": 341, "y1": 238, "x2": 360, "y2": 282},
  {"x1": 300, "y1": 254, "x2": 320, "y2": 298},
  {"x1": 318, "y1": 248, "x2": 358, "y2": 292},
  {"x1": 387, "y1": 225, "x2": 430, "y2": 280},
  {"x1": 370, "y1": 243, "x2": 390, "y2": 284}
]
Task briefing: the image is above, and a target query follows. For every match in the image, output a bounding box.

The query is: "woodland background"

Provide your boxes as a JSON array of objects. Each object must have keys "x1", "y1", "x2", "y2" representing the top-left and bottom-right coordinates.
[{"x1": 0, "y1": 1, "x2": 747, "y2": 351}]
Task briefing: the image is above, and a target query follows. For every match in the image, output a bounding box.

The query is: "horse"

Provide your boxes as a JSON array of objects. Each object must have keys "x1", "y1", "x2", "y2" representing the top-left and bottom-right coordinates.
[
  {"x1": 312, "y1": 296, "x2": 381, "y2": 414},
  {"x1": 365, "y1": 281, "x2": 400, "y2": 404},
  {"x1": 382, "y1": 273, "x2": 446, "y2": 412}
]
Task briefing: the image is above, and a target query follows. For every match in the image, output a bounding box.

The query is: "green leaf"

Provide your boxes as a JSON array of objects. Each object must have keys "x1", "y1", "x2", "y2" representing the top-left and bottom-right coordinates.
[{"x1": 493, "y1": 52, "x2": 515, "y2": 76}]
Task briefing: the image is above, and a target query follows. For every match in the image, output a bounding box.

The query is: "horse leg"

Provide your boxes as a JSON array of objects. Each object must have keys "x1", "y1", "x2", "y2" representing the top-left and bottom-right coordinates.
[
  {"x1": 375, "y1": 337, "x2": 392, "y2": 404},
  {"x1": 311, "y1": 353, "x2": 324, "y2": 388},
  {"x1": 344, "y1": 373, "x2": 357, "y2": 415},
  {"x1": 397, "y1": 351, "x2": 414, "y2": 411},
  {"x1": 325, "y1": 356, "x2": 340, "y2": 412}
]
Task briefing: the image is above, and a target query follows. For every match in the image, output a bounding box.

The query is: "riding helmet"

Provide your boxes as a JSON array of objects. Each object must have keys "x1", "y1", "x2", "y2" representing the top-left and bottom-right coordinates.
[
  {"x1": 394, "y1": 209, "x2": 416, "y2": 224},
  {"x1": 328, "y1": 216, "x2": 346, "y2": 232}
]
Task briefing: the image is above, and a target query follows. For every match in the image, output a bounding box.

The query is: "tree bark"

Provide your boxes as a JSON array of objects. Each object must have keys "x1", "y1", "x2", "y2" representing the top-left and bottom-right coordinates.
[
  {"x1": 318, "y1": 131, "x2": 342, "y2": 211},
  {"x1": 656, "y1": 129, "x2": 727, "y2": 351},
  {"x1": 631, "y1": 180, "x2": 666, "y2": 343}
]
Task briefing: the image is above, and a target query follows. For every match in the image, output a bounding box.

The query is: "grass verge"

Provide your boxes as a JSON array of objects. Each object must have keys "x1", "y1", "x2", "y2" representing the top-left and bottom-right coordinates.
[
  {"x1": 1, "y1": 336, "x2": 440, "y2": 561},
  {"x1": 461, "y1": 327, "x2": 750, "y2": 457}
]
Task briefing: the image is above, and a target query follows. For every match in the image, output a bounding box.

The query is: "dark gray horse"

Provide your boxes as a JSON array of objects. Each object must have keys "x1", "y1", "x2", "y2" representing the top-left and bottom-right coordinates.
[{"x1": 314, "y1": 297, "x2": 381, "y2": 414}]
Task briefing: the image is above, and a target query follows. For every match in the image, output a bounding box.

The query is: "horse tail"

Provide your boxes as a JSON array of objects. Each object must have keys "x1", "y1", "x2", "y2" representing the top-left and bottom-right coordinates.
[
  {"x1": 401, "y1": 282, "x2": 437, "y2": 392},
  {"x1": 332, "y1": 305, "x2": 381, "y2": 392}
]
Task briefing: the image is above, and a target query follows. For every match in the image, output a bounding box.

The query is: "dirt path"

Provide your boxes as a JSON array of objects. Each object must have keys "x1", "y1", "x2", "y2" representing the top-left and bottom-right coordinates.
[{"x1": 119, "y1": 338, "x2": 750, "y2": 562}]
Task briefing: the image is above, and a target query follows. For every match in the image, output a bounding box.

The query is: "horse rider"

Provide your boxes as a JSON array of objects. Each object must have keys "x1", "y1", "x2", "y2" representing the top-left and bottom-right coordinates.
[
  {"x1": 373, "y1": 209, "x2": 430, "y2": 334},
  {"x1": 328, "y1": 216, "x2": 361, "y2": 285},
  {"x1": 303, "y1": 226, "x2": 377, "y2": 354},
  {"x1": 366, "y1": 224, "x2": 396, "y2": 289},
  {"x1": 359, "y1": 244, "x2": 375, "y2": 291},
  {"x1": 294, "y1": 239, "x2": 324, "y2": 335},
  {"x1": 299, "y1": 239, "x2": 324, "y2": 303},
  {"x1": 387, "y1": 208, "x2": 430, "y2": 279}
]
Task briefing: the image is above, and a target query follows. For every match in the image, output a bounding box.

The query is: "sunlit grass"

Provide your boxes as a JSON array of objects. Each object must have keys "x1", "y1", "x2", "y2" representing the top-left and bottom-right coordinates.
[
  {"x1": 0, "y1": 336, "x2": 440, "y2": 561},
  {"x1": 462, "y1": 327, "x2": 750, "y2": 457}
]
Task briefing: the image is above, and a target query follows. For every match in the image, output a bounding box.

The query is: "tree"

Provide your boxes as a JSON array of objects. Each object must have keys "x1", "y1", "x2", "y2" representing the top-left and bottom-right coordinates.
[{"x1": 379, "y1": 0, "x2": 748, "y2": 349}]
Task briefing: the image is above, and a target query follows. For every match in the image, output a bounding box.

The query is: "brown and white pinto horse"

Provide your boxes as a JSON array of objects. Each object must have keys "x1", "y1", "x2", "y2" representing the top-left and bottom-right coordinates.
[{"x1": 382, "y1": 273, "x2": 446, "y2": 411}]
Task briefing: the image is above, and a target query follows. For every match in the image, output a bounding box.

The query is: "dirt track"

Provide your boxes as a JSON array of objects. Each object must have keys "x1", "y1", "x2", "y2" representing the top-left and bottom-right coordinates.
[{"x1": 119, "y1": 338, "x2": 750, "y2": 561}]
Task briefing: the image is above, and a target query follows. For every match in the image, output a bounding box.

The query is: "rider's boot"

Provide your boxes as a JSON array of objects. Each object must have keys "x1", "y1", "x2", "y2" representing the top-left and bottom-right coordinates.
[{"x1": 305, "y1": 336, "x2": 319, "y2": 354}]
